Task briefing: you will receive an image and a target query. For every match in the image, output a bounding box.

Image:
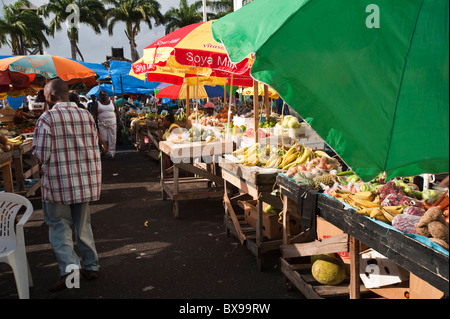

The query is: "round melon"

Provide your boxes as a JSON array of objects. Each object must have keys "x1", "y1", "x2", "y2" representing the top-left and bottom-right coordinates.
[
  {"x1": 310, "y1": 253, "x2": 335, "y2": 265},
  {"x1": 311, "y1": 256, "x2": 346, "y2": 286}
]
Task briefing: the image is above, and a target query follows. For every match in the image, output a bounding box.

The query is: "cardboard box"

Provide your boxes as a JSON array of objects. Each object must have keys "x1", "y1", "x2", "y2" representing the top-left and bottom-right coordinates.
[
  {"x1": 316, "y1": 216, "x2": 350, "y2": 262},
  {"x1": 359, "y1": 249, "x2": 409, "y2": 289},
  {"x1": 241, "y1": 200, "x2": 301, "y2": 240}
]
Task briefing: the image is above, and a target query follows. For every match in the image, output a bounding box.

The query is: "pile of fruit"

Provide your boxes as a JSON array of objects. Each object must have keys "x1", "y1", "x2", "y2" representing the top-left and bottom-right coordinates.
[
  {"x1": 187, "y1": 127, "x2": 218, "y2": 142},
  {"x1": 280, "y1": 115, "x2": 301, "y2": 129},
  {"x1": 260, "y1": 116, "x2": 278, "y2": 128},
  {"x1": 0, "y1": 134, "x2": 24, "y2": 152},
  {"x1": 243, "y1": 128, "x2": 270, "y2": 139},
  {"x1": 231, "y1": 142, "x2": 335, "y2": 171},
  {"x1": 174, "y1": 111, "x2": 187, "y2": 123}
]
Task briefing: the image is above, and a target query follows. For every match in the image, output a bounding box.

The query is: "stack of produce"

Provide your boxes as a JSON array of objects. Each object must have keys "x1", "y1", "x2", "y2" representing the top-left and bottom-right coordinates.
[
  {"x1": 285, "y1": 154, "x2": 449, "y2": 249},
  {"x1": 175, "y1": 111, "x2": 187, "y2": 123},
  {"x1": 0, "y1": 134, "x2": 24, "y2": 153},
  {"x1": 187, "y1": 127, "x2": 218, "y2": 142},
  {"x1": 260, "y1": 116, "x2": 278, "y2": 129},
  {"x1": 235, "y1": 104, "x2": 253, "y2": 118},
  {"x1": 231, "y1": 142, "x2": 335, "y2": 171},
  {"x1": 316, "y1": 176, "x2": 449, "y2": 250}
]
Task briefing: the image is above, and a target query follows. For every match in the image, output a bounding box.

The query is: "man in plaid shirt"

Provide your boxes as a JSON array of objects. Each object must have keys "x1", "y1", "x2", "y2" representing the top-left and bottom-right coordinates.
[{"x1": 32, "y1": 78, "x2": 102, "y2": 292}]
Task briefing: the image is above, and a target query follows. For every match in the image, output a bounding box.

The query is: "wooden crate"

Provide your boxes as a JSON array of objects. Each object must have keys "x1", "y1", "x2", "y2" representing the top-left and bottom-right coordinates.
[{"x1": 241, "y1": 199, "x2": 301, "y2": 240}]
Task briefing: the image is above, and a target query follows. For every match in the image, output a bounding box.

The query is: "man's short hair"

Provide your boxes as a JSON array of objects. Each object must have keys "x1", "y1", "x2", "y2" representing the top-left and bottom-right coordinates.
[{"x1": 44, "y1": 78, "x2": 69, "y2": 99}]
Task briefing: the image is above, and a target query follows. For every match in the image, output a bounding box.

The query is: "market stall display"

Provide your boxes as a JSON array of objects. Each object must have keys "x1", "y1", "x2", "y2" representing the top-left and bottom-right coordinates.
[
  {"x1": 277, "y1": 174, "x2": 448, "y2": 298},
  {"x1": 159, "y1": 138, "x2": 233, "y2": 218},
  {"x1": 219, "y1": 158, "x2": 284, "y2": 270}
]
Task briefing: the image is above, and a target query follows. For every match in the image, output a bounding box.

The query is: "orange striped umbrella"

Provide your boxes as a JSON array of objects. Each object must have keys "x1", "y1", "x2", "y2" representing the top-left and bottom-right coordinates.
[{"x1": 0, "y1": 55, "x2": 96, "y2": 84}]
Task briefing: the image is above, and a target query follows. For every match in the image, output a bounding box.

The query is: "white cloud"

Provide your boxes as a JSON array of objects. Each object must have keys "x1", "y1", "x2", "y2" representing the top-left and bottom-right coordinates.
[{"x1": 0, "y1": 0, "x2": 186, "y2": 63}]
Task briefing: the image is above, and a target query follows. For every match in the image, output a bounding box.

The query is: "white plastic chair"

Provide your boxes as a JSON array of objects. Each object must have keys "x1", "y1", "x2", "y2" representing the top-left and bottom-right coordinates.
[{"x1": 0, "y1": 193, "x2": 34, "y2": 299}]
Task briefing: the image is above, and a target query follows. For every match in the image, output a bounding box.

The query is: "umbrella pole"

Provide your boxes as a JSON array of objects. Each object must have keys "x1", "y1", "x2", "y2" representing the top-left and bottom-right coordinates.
[
  {"x1": 226, "y1": 74, "x2": 234, "y2": 140},
  {"x1": 281, "y1": 101, "x2": 286, "y2": 148},
  {"x1": 223, "y1": 84, "x2": 226, "y2": 109},
  {"x1": 196, "y1": 75, "x2": 199, "y2": 125},
  {"x1": 186, "y1": 83, "x2": 190, "y2": 121},
  {"x1": 253, "y1": 79, "x2": 259, "y2": 144},
  {"x1": 264, "y1": 84, "x2": 269, "y2": 117}
]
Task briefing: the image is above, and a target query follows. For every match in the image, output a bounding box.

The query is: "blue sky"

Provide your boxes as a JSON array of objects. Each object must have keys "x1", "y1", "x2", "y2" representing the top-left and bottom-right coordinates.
[{"x1": 0, "y1": 0, "x2": 183, "y2": 63}]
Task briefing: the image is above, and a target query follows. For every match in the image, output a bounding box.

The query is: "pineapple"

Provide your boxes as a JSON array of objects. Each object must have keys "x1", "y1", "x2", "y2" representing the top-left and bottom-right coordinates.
[
  {"x1": 312, "y1": 173, "x2": 337, "y2": 191},
  {"x1": 293, "y1": 173, "x2": 315, "y2": 188}
]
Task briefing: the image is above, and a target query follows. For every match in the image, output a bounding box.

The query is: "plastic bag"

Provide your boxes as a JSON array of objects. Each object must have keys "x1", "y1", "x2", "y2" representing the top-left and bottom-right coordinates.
[
  {"x1": 403, "y1": 206, "x2": 426, "y2": 217},
  {"x1": 381, "y1": 193, "x2": 425, "y2": 208},
  {"x1": 392, "y1": 214, "x2": 421, "y2": 234}
]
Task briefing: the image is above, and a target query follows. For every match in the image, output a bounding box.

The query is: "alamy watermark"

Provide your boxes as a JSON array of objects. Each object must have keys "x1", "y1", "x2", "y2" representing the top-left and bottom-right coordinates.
[
  {"x1": 366, "y1": 4, "x2": 380, "y2": 28},
  {"x1": 65, "y1": 264, "x2": 80, "y2": 289},
  {"x1": 65, "y1": 4, "x2": 80, "y2": 29}
]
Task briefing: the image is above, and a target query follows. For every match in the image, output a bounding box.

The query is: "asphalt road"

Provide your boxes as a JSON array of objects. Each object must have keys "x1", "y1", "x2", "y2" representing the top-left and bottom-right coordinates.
[{"x1": 1, "y1": 143, "x2": 305, "y2": 302}]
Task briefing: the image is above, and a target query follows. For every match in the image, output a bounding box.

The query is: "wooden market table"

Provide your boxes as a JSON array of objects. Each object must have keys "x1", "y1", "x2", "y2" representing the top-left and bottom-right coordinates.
[
  {"x1": 12, "y1": 139, "x2": 41, "y2": 197},
  {"x1": 219, "y1": 160, "x2": 285, "y2": 270},
  {"x1": 134, "y1": 120, "x2": 161, "y2": 160},
  {"x1": 277, "y1": 174, "x2": 449, "y2": 299},
  {"x1": 0, "y1": 151, "x2": 14, "y2": 193},
  {"x1": 159, "y1": 139, "x2": 233, "y2": 218}
]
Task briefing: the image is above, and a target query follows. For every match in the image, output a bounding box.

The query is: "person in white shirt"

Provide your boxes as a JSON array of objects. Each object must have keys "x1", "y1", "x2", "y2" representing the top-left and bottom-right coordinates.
[{"x1": 93, "y1": 90, "x2": 122, "y2": 159}]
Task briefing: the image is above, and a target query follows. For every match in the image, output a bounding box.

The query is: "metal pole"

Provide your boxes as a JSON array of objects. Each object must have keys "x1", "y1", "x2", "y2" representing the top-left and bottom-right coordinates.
[{"x1": 202, "y1": 0, "x2": 207, "y2": 22}]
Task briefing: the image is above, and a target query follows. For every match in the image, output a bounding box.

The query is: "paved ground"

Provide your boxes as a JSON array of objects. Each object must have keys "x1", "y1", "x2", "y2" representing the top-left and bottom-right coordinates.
[{"x1": 1, "y1": 143, "x2": 305, "y2": 301}]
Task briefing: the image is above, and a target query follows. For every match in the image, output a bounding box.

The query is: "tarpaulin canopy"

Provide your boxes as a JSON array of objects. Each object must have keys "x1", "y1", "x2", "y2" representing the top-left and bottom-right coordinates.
[
  {"x1": 86, "y1": 83, "x2": 155, "y2": 97},
  {"x1": 109, "y1": 60, "x2": 162, "y2": 94},
  {"x1": 69, "y1": 59, "x2": 109, "y2": 80},
  {"x1": 212, "y1": 0, "x2": 449, "y2": 182}
]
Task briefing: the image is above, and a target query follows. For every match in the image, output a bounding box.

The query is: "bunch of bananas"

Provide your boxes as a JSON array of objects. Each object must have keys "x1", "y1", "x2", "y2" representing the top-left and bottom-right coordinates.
[
  {"x1": 5, "y1": 135, "x2": 23, "y2": 146},
  {"x1": 335, "y1": 191, "x2": 403, "y2": 224},
  {"x1": 358, "y1": 206, "x2": 403, "y2": 224},
  {"x1": 233, "y1": 143, "x2": 262, "y2": 166},
  {"x1": 267, "y1": 143, "x2": 314, "y2": 170},
  {"x1": 232, "y1": 142, "x2": 323, "y2": 170},
  {"x1": 335, "y1": 191, "x2": 381, "y2": 210}
]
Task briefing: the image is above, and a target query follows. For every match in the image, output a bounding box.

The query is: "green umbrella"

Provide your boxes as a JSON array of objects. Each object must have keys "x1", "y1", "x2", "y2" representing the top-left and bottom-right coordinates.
[{"x1": 212, "y1": 0, "x2": 449, "y2": 182}]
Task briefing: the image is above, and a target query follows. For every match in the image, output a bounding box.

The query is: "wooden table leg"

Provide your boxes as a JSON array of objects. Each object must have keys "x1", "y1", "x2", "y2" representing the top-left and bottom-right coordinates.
[
  {"x1": 349, "y1": 236, "x2": 361, "y2": 299},
  {"x1": 173, "y1": 164, "x2": 179, "y2": 219},
  {"x1": 160, "y1": 151, "x2": 167, "y2": 200},
  {"x1": 256, "y1": 196, "x2": 264, "y2": 271},
  {"x1": 1, "y1": 159, "x2": 14, "y2": 193}
]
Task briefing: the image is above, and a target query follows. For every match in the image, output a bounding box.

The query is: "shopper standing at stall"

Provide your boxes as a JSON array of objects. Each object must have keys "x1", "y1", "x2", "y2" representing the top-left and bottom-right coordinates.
[
  {"x1": 32, "y1": 78, "x2": 102, "y2": 292},
  {"x1": 93, "y1": 90, "x2": 122, "y2": 159}
]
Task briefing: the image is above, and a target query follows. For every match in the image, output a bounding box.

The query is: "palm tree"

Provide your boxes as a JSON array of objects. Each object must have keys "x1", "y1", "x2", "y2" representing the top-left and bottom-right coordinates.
[
  {"x1": 39, "y1": 0, "x2": 107, "y2": 61},
  {"x1": 0, "y1": 0, "x2": 49, "y2": 55},
  {"x1": 104, "y1": 0, "x2": 164, "y2": 62},
  {"x1": 163, "y1": 0, "x2": 204, "y2": 35},
  {"x1": 207, "y1": 0, "x2": 233, "y2": 19}
]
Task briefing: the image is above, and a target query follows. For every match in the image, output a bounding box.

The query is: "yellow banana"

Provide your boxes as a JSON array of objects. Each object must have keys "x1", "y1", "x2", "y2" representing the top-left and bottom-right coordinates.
[
  {"x1": 283, "y1": 146, "x2": 297, "y2": 159},
  {"x1": 232, "y1": 147, "x2": 248, "y2": 157},
  {"x1": 297, "y1": 147, "x2": 312, "y2": 164},
  {"x1": 354, "y1": 191, "x2": 375, "y2": 201},
  {"x1": 357, "y1": 207, "x2": 380, "y2": 217},
  {"x1": 314, "y1": 150, "x2": 329, "y2": 158},
  {"x1": 282, "y1": 161, "x2": 297, "y2": 171},
  {"x1": 381, "y1": 206, "x2": 403, "y2": 222},
  {"x1": 369, "y1": 208, "x2": 384, "y2": 218},
  {"x1": 258, "y1": 152, "x2": 269, "y2": 165},
  {"x1": 279, "y1": 151, "x2": 299, "y2": 168},
  {"x1": 349, "y1": 194, "x2": 381, "y2": 208},
  {"x1": 265, "y1": 153, "x2": 278, "y2": 168}
]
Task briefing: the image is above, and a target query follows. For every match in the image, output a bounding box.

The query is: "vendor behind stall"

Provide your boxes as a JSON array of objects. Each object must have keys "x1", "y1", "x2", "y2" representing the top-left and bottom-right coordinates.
[
  {"x1": 162, "y1": 113, "x2": 182, "y2": 141},
  {"x1": 203, "y1": 101, "x2": 216, "y2": 117}
]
